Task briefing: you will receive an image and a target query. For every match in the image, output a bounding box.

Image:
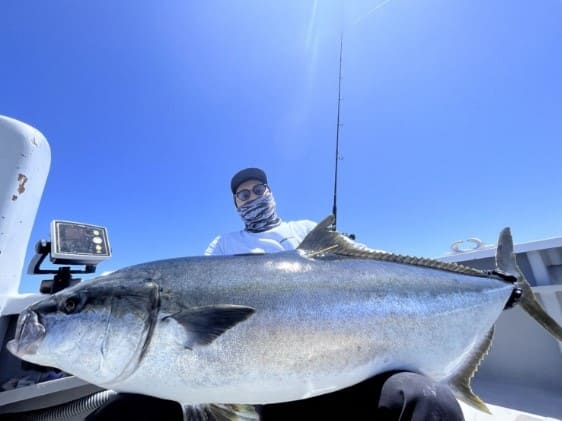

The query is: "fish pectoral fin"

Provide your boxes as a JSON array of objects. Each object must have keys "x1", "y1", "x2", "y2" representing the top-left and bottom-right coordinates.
[
  {"x1": 447, "y1": 328, "x2": 494, "y2": 414},
  {"x1": 164, "y1": 305, "x2": 255, "y2": 348},
  {"x1": 182, "y1": 403, "x2": 261, "y2": 421}
]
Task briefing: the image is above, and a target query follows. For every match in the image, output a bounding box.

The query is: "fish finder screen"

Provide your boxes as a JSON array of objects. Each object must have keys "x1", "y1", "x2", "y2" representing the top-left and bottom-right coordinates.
[{"x1": 50, "y1": 220, "x2": 111, "y2": 264}]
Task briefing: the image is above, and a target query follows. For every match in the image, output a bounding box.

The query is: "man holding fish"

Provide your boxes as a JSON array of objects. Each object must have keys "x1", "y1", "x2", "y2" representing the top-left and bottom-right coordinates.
[
  {"x1": 16, "y1": 167, "x2": 560, "y2": 420},
  {"x1": 204, "y1": 167, "x2": 465, "y2": 421}
]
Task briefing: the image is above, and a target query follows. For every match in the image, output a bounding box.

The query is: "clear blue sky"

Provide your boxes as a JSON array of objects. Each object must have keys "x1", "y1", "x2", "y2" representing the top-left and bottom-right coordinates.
[{"x1": 1, "y1": 1, "x2": 560, "y2": 294}]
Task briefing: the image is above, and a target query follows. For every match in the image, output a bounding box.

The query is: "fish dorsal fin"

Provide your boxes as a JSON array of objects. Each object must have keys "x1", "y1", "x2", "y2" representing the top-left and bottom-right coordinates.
[
  {"x1": 298, "y1": 215, "x2": 486, "y2": 276},
  {"x1": 182, "y1": 403, "x2": 260, "y2": 420},
  {"x1": 163, "y1": 305, "x2": 255, "y2": 349},
  {"x1": 297, "y1": 215, "x2": 358, "y2": 256},
  {"x1": 446, "y1": 328, "x2": 494, "y2": 414}
]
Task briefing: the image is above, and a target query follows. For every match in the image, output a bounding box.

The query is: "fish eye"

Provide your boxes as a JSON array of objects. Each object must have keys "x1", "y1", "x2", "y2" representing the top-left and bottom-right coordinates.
[{"x1": 60, "y1": 297, "x2": 80, "y2": 314}]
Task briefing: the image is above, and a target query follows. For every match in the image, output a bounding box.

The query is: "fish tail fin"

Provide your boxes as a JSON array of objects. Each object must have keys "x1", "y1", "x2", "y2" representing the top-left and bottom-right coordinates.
[
  {"x1": 496, "y1": 227, "x2": 562, "y2": 341},
  {"x1": 447, "y1": 329, "x2": 493, "y2": 414}
]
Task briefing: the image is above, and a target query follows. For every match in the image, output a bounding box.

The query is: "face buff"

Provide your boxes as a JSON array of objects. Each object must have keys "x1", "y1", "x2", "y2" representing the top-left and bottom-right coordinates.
[{"x1": 237, "y1": 193, "x2": 281, "y2": 233}]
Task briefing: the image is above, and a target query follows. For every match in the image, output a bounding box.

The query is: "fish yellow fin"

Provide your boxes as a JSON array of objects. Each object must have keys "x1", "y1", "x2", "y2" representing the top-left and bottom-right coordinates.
[{"x1": 496, "y1": 227, "x2": 562, "y2": 341}]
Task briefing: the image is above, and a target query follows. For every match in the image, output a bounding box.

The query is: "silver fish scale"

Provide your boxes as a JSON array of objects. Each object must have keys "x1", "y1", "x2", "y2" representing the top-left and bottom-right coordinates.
[
  {"x1": 109, "y1": 250, "x2": 512, "y2": 404},
  {"x1": 10, "y1": 222, "x2": 561, "y2": 412}
]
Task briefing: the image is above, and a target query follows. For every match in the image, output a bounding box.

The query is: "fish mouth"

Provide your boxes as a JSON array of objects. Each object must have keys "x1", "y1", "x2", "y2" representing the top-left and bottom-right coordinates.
[{"x1": 7, "y1": 310, "x2": 46, "y2": 357}]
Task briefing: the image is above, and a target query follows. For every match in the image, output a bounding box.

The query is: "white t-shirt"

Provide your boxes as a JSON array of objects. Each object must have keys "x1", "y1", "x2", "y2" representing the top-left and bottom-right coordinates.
[{"x1": 204, "y1": 220, "x2": 317, "y2": 256}]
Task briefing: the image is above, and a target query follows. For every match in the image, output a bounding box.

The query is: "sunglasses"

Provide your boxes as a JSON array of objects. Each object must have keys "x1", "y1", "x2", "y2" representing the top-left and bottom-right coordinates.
[{"x1": 235, "y1": 183, "x2": 268, "y2": 202}]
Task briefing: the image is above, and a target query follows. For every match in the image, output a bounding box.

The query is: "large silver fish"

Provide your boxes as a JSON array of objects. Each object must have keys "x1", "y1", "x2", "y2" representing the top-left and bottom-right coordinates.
[{"x1": 7, "y1": 216, "x2": 562, "y2": 420}]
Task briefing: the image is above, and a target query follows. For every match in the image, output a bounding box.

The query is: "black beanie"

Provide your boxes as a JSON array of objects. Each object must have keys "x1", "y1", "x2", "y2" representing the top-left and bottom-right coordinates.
[{"x1": 230, "y1": 168, "x2": 268, "y2": 193}]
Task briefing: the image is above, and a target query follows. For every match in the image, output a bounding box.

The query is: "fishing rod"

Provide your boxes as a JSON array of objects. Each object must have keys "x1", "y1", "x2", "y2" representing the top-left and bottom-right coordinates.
[
  {"x1": 330, "y1": 34, "x2": 356, "y2": 240},
  {"x1": 331, "y1": 34, "x2": 344, "y2": 231}
]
